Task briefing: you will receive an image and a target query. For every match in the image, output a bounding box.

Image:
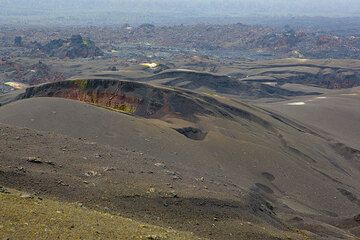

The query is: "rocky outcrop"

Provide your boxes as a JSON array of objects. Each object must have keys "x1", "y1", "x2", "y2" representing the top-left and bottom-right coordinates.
[
  {"x1": 17, "y1": 79, "x2": 274, "y2": 129},
  {"x1": 0, "y1": 60, "x2": 65, "y2": 85},
  {"x1": 18, "y1": 79, "x2": 218, "y2": 120},
  {"x1": 14, "y1": 36, "x2": 23, "y2": 47},
  {"x1": 41, "y1": 35, "x2": 103, "y2": 59}
]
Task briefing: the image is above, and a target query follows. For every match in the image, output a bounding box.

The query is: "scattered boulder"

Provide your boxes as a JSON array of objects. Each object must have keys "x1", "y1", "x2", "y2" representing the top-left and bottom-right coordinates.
[
  {"x1": 145, "y1": 235, "x2": 162, "y2": 240},
  {"x1": 84, "y1": 171, "x2": 99, "y2": 177},
  {"x1": 148, "y1": 187, "x2": 156, "y2": 193},
  {"x1": 26, "y1": 157, "x2": 43, "y2": 164},
  {"x1": 44, "y1": 161, "x2": 55, "y2": 166},
  {"x1": 0, "y1": 186, "x2": 10, "y2": 194},
  {"x1": 355, "y1": 214, "x2": 360, "y2": 223},
  {"x1": 20, "y1": 193, "x2": 34, "y2": 199},
  {"x1": 103, "y1": 167, "x2": 115, "y2": 172},
  {"x1": 154, "y1": 163, "x2": 166, "y2": 168}
]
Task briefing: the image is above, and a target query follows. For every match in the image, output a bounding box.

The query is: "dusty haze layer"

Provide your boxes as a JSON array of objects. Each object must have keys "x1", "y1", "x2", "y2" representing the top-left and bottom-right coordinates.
[{"x1": 1, "y1": 0, "x2": 360, "y2": 26}]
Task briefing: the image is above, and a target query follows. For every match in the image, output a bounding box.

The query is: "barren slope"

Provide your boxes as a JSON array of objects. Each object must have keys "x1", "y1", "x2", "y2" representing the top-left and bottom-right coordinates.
[
  {"x1": 259, "y1": 87, "x2": 360, "y2": 150},
  {"x1": 0, "y1": 79, "x2": 359, "y2": 239}
]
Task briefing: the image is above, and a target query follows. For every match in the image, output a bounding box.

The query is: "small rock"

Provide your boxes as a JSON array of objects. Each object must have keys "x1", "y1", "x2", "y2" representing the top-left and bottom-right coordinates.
[
  {"x1": 20, "y1": 193, "x2": 34, "y2": 199},
  {"x1": 172, "y1": 175, "x2": 181, "y2": 181},
  {"x1": 103, "y1": 167, "x2": 115, "y2": 172},
  {"x1": 56, "y1": 180, "x2": 69, "y2": 186},
  {"x1": 84, "y1": 171, "x2": 99, "y2": 177},
  {"x1": 355, "y1": 214, "x2": 360, "y2": 223},
  {"x1": 259, "y1": 204, "x2": 267, "y2": 212},
  {"x1": 165, "y1": 170, "x2": 175, "y2": 175},
  {"x1": 145, "y1": 235, "x2": 161, "y2": 240},
  {"x1": 26, "y1": 157, "x2": 42, "y2": 164},
  {"x1": 16, "y1": 166, "x2": 26, "y2": 173},
  {"x1": 45, "y1": 161, "x2": 55, "y2": 166},
  {"x1": 170, "y1": 190, "x2": 178, "y2": 198},
  {"x1": 195, "y1": 177, "x2": 205, "y2": 182},
  {"x1": 0, "y1": 186, "x2": 10, "y2": 194},
  {"x1": 154, "y1": 163, "x2": 166, "y2": 168}
]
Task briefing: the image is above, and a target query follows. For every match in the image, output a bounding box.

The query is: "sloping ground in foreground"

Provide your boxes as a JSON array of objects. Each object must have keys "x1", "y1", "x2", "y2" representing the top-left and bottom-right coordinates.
[
  {"x1": 0, "y1": 189, "x2": 201, "y2": 240},
  {"x1": 0, "y1": 124, "x2": 306, "y2": 240},
  {"x1": 1, "y1": 79, "x2": 360, "y2": 239}
]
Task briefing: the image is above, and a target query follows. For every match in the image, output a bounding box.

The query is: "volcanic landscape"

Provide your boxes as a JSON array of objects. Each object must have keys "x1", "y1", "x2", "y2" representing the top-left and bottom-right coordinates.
[{"x1": 1, "y1": 19, "x2": 360, "y2": 240}]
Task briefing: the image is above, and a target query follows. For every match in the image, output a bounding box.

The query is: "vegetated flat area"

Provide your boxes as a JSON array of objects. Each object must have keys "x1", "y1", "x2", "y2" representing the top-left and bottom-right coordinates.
[{"x1": 0, "y1": 189, "x2": 201, "y2": 240}]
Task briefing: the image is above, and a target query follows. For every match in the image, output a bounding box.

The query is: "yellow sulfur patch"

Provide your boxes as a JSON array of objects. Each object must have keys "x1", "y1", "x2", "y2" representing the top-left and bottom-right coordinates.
[
  {"x1": 3, "y1": 82, "x2": 28, "y2": 90},
  {"x1": 74, "y1": 80, "x2": 88, "y2": 90},
  {"x1": 140, "y1": 63, "x2": 158, "y2": 68}
]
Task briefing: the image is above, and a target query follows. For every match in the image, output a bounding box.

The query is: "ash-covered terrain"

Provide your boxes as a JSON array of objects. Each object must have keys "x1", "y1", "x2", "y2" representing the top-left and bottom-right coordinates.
[{"x1": 1, "y1": 16, "x2": 360, "y2": 240}]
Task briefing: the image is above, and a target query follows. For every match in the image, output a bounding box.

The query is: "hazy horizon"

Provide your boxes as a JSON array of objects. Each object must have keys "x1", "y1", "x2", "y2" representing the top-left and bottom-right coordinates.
[{"x1": 1, "y1": 0, "x2": 360, "y2": 26}]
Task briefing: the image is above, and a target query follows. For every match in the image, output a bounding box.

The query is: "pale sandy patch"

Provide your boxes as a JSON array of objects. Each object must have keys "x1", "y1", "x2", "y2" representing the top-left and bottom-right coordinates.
[
  {"x1": 286, "y1": 102, "x2": 306, "y2": 106},
  {"x1": 341, "y1": 93, "x2": 358, "y2": 96}
]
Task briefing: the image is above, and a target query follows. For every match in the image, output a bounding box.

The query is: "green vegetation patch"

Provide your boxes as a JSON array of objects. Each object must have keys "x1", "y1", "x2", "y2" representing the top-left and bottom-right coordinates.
[{"x1": 0, "y1": 191, "x2": 202, "y2": 240}]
